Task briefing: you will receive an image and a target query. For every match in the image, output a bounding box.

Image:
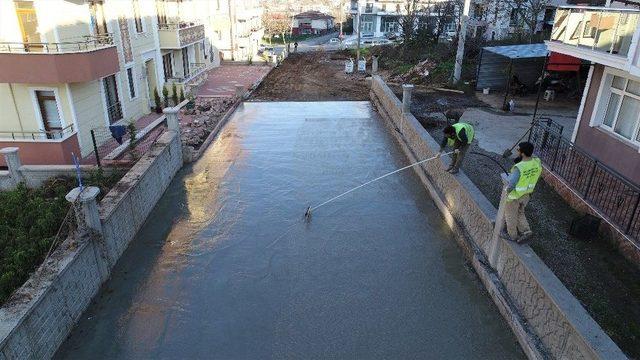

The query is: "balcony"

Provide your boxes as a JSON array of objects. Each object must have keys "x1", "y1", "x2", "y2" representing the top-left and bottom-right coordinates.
[
  {"x1": 166, "y1": 62, "x2": 208, "y2": 87},
  {"x1": 158, "y1": 22, "x2": 206, "y2": 49},
  {"x1": 0, "y1": 35, "x2": 118, "y2": 84},
  {"x1": 547, "y1": 7, "x2": 640, "y2": 70},
  {"x1": 0, "y1": 125, "x2": 80, "y2": 166}
]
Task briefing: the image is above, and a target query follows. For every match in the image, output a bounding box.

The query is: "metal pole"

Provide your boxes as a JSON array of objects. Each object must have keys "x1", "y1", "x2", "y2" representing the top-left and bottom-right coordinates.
[
  {"x1": 453, "y1": 0, "x2": 472, "y2": 83},
  {"x1": 91, "y1": 129, "x2": 101, "y2": 168},
  {"x1": 356, "y1": 2, "x2": 361, "y2": 61},
  {"x1": 475, "y1": 48, "x2": 484, "y2": 89},
  {"x1": 531, "y1": 54, "x2": 549, "y2": 123},
  {"x1": 502, "y1": 59, "x2": 513, "y2": 110}
]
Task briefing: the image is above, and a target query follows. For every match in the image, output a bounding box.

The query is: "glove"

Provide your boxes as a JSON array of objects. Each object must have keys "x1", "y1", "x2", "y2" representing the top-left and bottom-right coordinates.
[
  {"x1": 454, "y1": 149, "x2": 460, "y2": 154},
  {"x1": 435, "y1": 152, "x2": 441, "y2": 159}
]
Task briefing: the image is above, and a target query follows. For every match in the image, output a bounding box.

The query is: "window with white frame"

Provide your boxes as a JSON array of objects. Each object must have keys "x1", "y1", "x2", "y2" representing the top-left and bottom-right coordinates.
[
  {"x1": 126, "y1": 67, "x2": 137, "y2": 99},
  {"x1": 598, "y1": 73, "x2": 640, "y2": 143},
  {"x1": 362, "y1": 16, "x2": 374, "y2": 32},
  {"x1": 133, "y1": 0, "x2": 144, "y2": 33}
]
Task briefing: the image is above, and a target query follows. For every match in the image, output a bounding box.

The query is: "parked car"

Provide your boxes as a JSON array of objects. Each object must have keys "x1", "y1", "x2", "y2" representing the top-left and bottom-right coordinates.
[
  {"x1": 329, "y1": 38, "x2": 341, "y2": 44},
  {"x1": 360, "y1": 39, "x2": 392, "y2": 47}
]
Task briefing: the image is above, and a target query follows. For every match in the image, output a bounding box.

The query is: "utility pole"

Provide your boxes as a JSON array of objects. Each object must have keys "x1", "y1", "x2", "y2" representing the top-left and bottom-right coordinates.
[
  {"x1": 356, "y1": 1, "x2": 361, "y2": 61},
  {"x1": 453, "y1": 0, "x2": 471, "y2": 83}
]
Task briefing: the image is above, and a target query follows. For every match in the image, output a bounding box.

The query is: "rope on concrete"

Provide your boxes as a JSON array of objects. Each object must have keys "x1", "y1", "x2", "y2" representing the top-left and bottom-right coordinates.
[{"x1": 309, "y1": 151, "x2": 455, "y2": 214}]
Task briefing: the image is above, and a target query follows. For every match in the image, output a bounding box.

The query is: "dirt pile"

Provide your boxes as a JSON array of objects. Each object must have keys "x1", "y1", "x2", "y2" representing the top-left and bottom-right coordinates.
[
  {"x1": 180, "y1": 97, "x2": 237, "y2": 149},
  {"x1": 249, "y1": 52, "x2": 370, "y2": 101}
]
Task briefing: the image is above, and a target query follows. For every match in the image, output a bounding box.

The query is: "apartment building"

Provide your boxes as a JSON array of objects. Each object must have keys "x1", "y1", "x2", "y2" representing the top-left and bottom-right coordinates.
[
  {"x1": 350, "y1": 0, "x2": 456, "y2": 38},
  {"x1": 0, "y1": 0, "x2": 215, "y2": 166},
  {"x1": 292, "y1": 11, "x2": 335, "y2": 35},
  {"x1": 209, "y1": 0, "x2": 264, "y2": 61},
  {"x1": 547, "y1": 5, "x2": 640, "y2": 184}
]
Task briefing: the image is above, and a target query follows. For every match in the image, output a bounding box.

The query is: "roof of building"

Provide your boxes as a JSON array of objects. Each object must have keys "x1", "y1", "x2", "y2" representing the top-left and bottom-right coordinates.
[
  {"x1": 482, "y1": 43, "x2": 548, "y2": 59},
  {"x1": 294, "y1": 11, "x2": 334, "y2": 20}
]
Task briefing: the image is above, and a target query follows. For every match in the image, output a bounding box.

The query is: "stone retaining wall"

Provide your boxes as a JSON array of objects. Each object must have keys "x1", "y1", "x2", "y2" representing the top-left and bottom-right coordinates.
[
  {"x1": 370, "y1": 75, "x2": 625, "y2": 360},
  {"x1": 0, "y1": 130, "x2": 183, "y2": 359}
]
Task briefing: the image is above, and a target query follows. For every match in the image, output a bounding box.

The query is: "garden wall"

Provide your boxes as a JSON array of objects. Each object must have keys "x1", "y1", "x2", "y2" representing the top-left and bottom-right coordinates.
[
  {"x1": 0, "y1": 130, "x2": 183, "y2": 359},
  {"x1": 370, "y1": 75, "x2": 625, "y2": 360}
]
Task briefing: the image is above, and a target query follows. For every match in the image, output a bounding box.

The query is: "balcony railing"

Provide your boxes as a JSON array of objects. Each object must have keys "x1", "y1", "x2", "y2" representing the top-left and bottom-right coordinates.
[
  {"x1": 158, "y1": 22, "x2": 205, "y2": 48},
  {"x1": 167, "y1": 62, "x2": 207, "y2": 84},
  {"x1": 0, "y1": 124, "x2": 75, "y2": 141},
  {"x1": 157, "y1": 21, "x2": 201, "y2": 30},
  {"x1": 550, "y1": 7, "x2": 640, "y2": 58},
  {"x1": 0, "y1": 34, "x2": 114, "y2": 54}
]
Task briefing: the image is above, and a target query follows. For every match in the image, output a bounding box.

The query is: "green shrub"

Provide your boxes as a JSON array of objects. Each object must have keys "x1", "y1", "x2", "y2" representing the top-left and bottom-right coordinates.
[
  {"x1": 162, "y1": 86, "x2": 169, "y2": 108},
  {"x1": 171, "y1": 83, "x2": 178, "y2": 106},
  {"x1": 0, "y1": 172, "x2": 123, "y2": 304},
  {"x1": 154, "y1": 88, "x2": 162, "y2": 114},
  {"x1": 179, "y1": 88, "x2": 185, "y2": 103}
]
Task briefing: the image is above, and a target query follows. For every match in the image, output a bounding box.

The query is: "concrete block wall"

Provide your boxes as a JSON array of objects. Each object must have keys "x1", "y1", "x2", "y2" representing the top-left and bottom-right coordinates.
[
  {"x1": 370, "y1": 75, "x2": 625, "y2": 360},
  {"x1": 100, "y1": 131, "x2": 183, "y2": 262},
  {"x1": 0, "y1": 171, "x2": 11, "y2": 191},
  {"x1": 0, "y1": 131, "x2": 183, "y2": 359}
]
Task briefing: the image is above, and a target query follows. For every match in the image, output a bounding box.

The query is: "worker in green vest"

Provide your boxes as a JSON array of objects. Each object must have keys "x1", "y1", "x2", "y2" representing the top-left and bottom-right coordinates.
[
  {"x1": 437, "y1": 122, "x2": 474, "y2": 174},
  {"x1": 504, "y1": 142, "x2": 542, "y2": 244}
]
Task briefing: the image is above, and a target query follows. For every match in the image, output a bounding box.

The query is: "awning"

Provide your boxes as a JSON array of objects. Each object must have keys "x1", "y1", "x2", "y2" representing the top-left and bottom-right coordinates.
[
  {"x1": 547, "y1": 52, "x2": 581, "y2": 72},
  {"x1": 482, "y1": 43, "x2": 548, "y2": 59}
]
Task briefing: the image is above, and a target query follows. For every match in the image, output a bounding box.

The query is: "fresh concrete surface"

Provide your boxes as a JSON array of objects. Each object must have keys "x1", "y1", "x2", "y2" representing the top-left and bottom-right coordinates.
[{"x1": 56, "y1": 102, "x2": 523, "y2": 359}]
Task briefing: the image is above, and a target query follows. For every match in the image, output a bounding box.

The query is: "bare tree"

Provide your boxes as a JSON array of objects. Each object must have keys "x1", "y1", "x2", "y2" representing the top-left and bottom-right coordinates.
[
  {"x1": 521, "y1": 0, "x2": 549, "y2": 42},
  {"x1": 400, "y1": 0, "x2": 421, "y2": 44}
]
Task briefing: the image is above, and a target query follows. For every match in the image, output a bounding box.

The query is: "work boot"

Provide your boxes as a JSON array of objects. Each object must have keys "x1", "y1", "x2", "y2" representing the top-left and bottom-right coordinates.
[
  {"x1": 448, "y1": 168, "x2": 459, "y2": 174},
  {"x1": 517, "y1": 231, "x2": 533, "y2": 244},
  {"x1": 500, "y1": 230, "x2": 518, "y2": 243},
  {"x1": 445, "y1": 164, "x2": 454, "y2": 172}
]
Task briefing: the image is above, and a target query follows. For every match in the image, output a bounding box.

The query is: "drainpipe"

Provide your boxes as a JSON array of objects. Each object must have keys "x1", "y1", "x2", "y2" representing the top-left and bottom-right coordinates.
[
  {"x1": 8, "y1": 84, "x2": 24, "y2": 133},
  {"x1": 228, "y1": 0, "x2": 236, "y2": 61}
]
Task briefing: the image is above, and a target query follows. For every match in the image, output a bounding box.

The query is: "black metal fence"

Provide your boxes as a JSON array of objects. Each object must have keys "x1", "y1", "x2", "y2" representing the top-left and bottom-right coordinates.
[
  {"x1": 89, "y1": 121, "x2": 167, "y2": 168},
  {"x1": 529, "y1": 120, "x2": 640, "y2": 240}
]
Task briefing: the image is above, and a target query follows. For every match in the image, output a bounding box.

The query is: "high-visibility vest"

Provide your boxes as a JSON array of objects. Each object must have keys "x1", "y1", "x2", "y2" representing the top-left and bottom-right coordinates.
[
  {"x1": 447, "y1": 122, "x2": 474, "y2": 147},
  {"x1": 508, "y1": 157, "x2": 542, "y2": 201}
]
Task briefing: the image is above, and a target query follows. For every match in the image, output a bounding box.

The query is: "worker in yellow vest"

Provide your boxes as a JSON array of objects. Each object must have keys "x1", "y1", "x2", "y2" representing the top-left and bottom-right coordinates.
[
  {"x1": 437, "y1": 122, "x2": 474, "y2": 174},
  {"x1": 504, "y1": 142, "x2": 542, "y2": 244}
]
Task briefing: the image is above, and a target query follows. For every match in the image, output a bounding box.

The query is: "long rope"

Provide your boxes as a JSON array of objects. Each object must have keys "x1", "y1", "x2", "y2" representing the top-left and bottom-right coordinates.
[{"x1": 309, "y1": 151, "x2": 454, "y2": 213}]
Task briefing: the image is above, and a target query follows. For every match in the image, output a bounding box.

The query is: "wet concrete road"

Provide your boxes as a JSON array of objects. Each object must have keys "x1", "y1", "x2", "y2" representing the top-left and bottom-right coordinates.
[{"x1": 56, "y1": 102, "x2": 523, "y2": 359}]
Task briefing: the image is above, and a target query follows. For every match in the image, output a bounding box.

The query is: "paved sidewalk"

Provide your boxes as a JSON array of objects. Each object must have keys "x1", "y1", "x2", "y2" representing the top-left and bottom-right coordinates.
[
  {"x1": 197, "y1": 65, "x2": 271, "y2": 98},
  {"x1": 459, "y1": 108, "x2": 577, "y2": 155}
]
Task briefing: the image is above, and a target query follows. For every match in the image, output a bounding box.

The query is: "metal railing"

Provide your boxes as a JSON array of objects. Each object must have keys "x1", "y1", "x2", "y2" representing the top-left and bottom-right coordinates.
[
  {"x1": 529, "y1": 119, "x2": 640, "y2": 240},
  {"x1": 158, "y1": 21, "x2": 202, "y2": 30},
  {"x1": 0, "y1": 34, "x2": 114, "y2": 54},
  {"x1": 0, "y1": 124, "x2": 75, "y2": 140},
  {"x1": 106, "y1": 101, "x2": 123, "y2": 125},
  {"x1": 90, "y1": 117, "x2": 167, "y2": 167},
  {"x1": 167, "y1": 62, "x2": 207, "y2": 83},
  {"x1": 550, "y1": 7, "x2": 640, "y2": 58}
]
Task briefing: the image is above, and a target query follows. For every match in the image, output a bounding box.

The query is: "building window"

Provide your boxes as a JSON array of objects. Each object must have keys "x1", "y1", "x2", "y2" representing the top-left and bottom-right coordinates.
[
  {"x1": 162, "y1": 53, "x2": 173, "y2": 79},
  {"x1": 365, "y1": 3, "x2": 373, "y2": 13},
  {"x1": 35, "y1": 90, "x2": 64, "y2": 139},
  {"x1": 509, "y1": 8, "x2": 520, "y2": 26},
  {"x1": 362, "y1": 15, "x2": 374, "y2": 32},
  {"x1": 133, "y1": 0, "x2": 144, "y2": 33},
  {"x1": 126, "y1": 67, "x2": 136, "y2": 99},
  {"x1": 599, "y1": 73, "x2": 640, "y2": 142},
  {"x1": 103, "y1": 75, "x2": 123, "y2": 125},
  {"x1": 182, "y1": 48, "x2": 190, "y2": 77}
]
